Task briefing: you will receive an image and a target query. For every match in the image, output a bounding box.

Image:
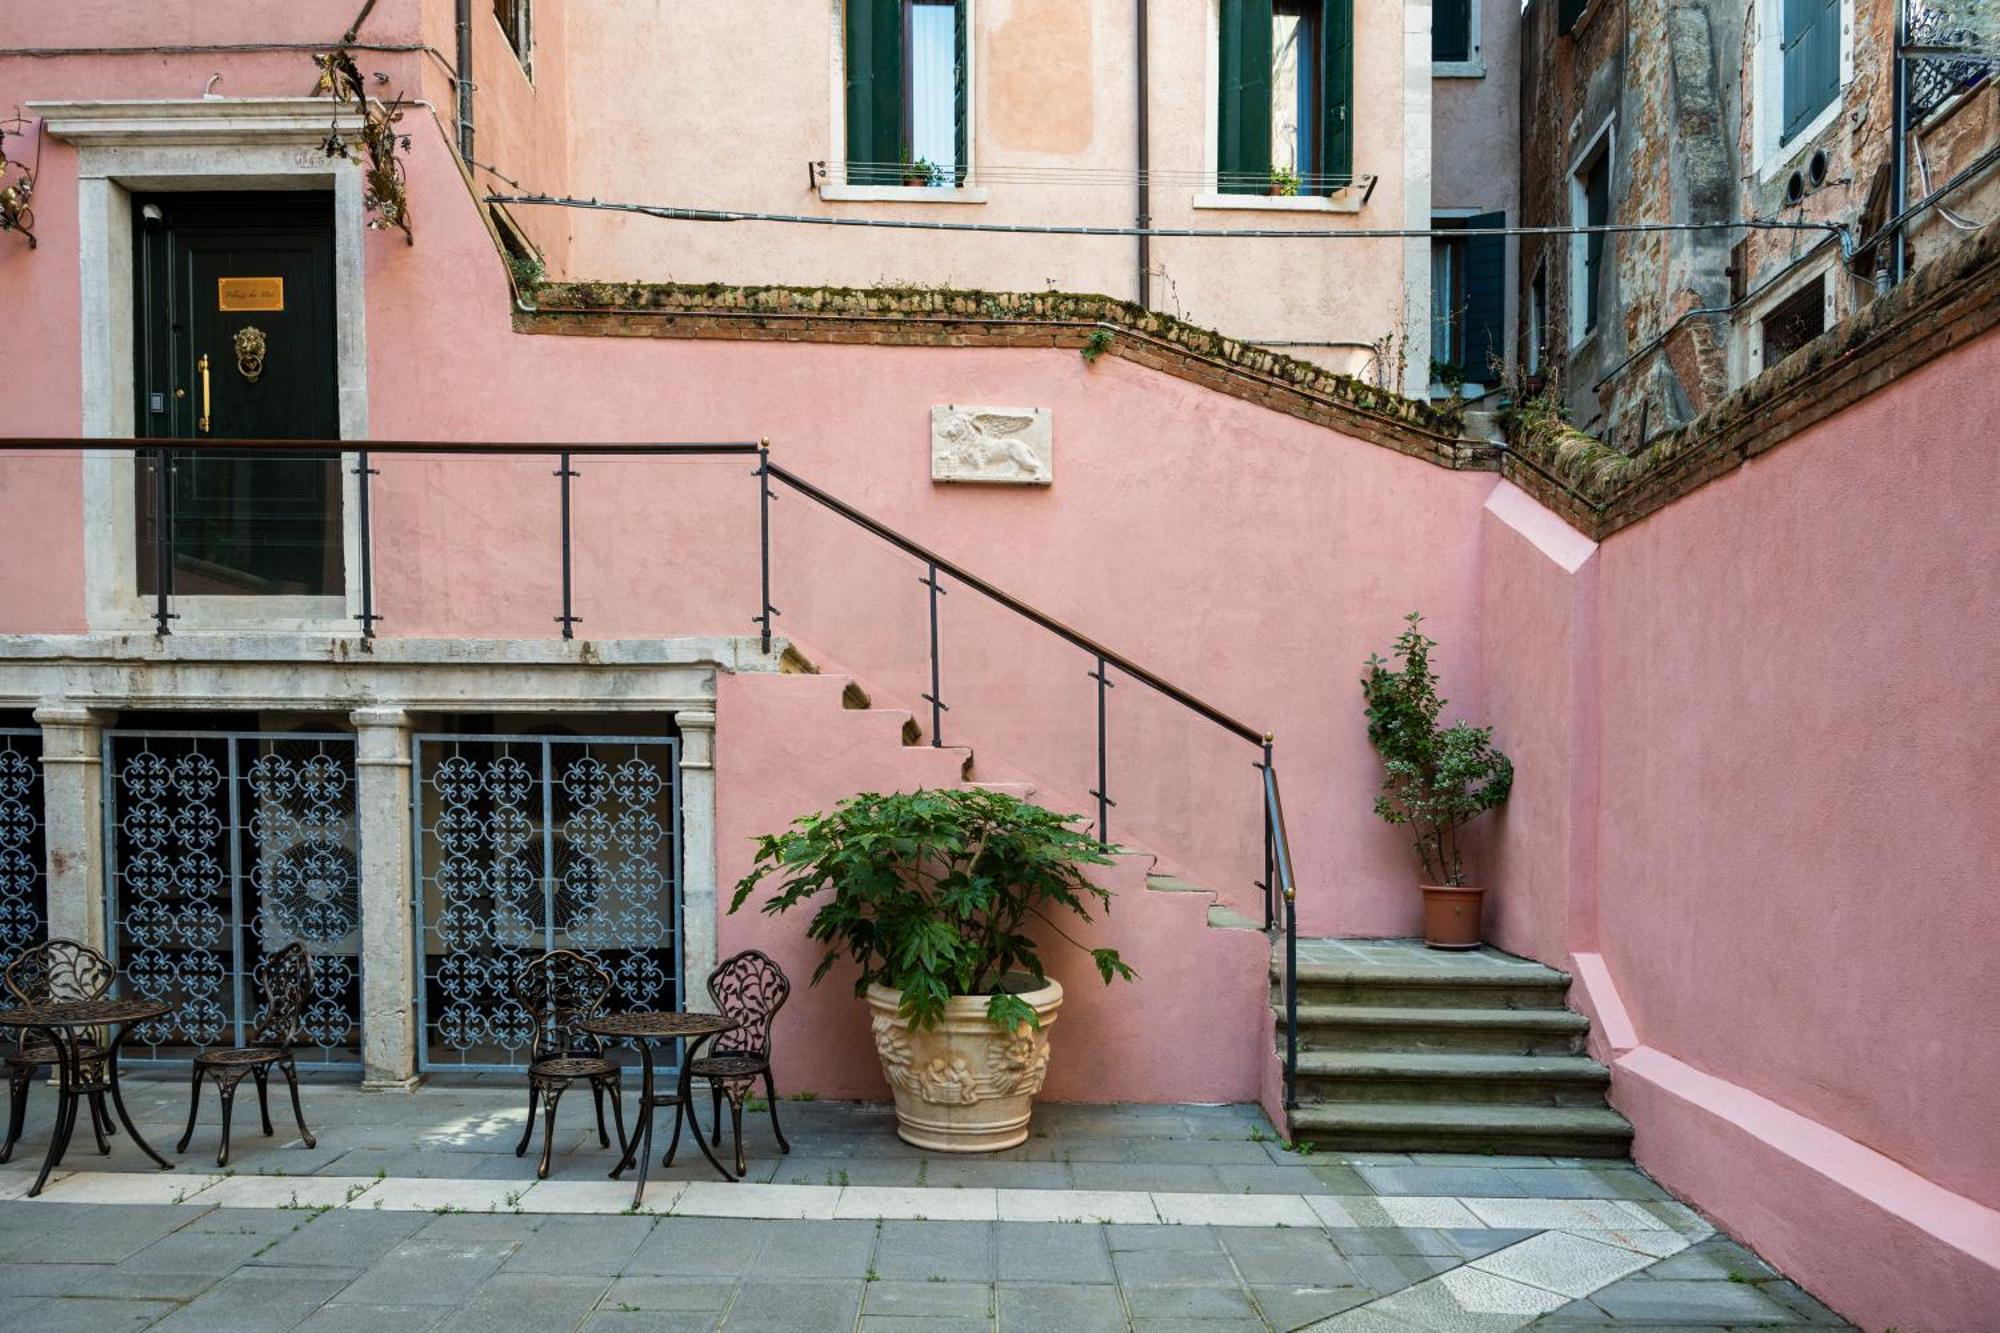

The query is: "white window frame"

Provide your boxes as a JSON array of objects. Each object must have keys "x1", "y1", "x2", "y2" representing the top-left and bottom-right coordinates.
[
  {"x1": 1433, "y1": 0, "x2": 1485, "y2": 79},
  {"x1": 495, "y1": 0, "x2": 534, "y2": 80},
  {"x1": 1735, "y1": 256, "x2": 1842, "y2": 384},
  {"x1": 1568, "y1": 116, "x2": 1614, "y2": 350},
  {"x1": 819, "y1": 0, "x2": 988, "y2": 204},
  {"x1": 1194, "y1": 0, "x2": 1366, "y2": 212},
  {"x1": 1752, "y1": 0, "x2": 1856, "y2": 183}
]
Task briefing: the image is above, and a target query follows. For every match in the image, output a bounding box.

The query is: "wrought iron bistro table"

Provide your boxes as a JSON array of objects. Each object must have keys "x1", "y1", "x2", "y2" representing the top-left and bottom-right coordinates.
[
  {"x1": 582, "y1": 1010, "x2": 740, "y2": 1206},
  {"x1": 0, "y1": 997, "x2": 175, "y2": 1198}
]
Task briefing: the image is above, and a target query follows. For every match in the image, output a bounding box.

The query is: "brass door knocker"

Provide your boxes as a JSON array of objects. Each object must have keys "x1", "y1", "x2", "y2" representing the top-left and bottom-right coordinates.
[{"x1": 233, "y1": 326, "x2": 267, "y2": 383}]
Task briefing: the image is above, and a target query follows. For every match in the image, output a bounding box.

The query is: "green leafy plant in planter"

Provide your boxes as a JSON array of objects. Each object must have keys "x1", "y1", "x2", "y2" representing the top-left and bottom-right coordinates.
[
  {"x1": 730, "y1": 787, "x2": 1134, "y2": 1032},
  {"x1": 733, "y1": 787, "x2": 1137, "y2": 1151},
  {"x1": 1362, "y1": 614, "x2": 1513, "y2": 946}
]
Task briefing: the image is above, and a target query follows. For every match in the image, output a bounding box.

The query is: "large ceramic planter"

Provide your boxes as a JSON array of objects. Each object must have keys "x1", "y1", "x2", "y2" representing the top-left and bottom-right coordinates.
[
  {"x1": 1421, "y1": 886, "x2": 1486, "y2": 950},
  {"x1": 865, "y1": 976, "x2": 1064, "y2": 1152}
]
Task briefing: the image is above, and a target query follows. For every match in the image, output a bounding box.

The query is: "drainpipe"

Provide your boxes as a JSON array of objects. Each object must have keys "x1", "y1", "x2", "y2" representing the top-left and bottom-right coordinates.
[
  {"x1": 455, "y1": 0, "x2": 474, "y2": 162},
  {"x1": 1135, "y1": 0, "x2": 1151, "y2": 308},
  {"x1": 1890, "y1": 0, "x2": 1909, "y2": 285}
]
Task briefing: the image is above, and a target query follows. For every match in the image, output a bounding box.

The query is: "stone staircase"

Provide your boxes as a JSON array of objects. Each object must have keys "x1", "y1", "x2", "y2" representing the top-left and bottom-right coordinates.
[{"x1": 1277, "y1": 938, "x2": 1634, "y2": 1157}]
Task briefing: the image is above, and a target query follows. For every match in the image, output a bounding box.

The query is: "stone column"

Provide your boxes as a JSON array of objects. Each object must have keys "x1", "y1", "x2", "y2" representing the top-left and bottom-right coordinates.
[
  {"x1": 352, "y1": 707, "x2": 419, "y2": 1090},
  {"x1": 33, "y1": 706, "x2": 112, "y2": 952},
  {"x1": 674, "y1": 709, "x2": 718, "y2": 1012}
]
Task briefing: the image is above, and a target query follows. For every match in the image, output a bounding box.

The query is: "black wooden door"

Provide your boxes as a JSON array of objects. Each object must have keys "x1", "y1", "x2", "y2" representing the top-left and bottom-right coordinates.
[{"x1": 134, "y1": 193, "x2": 343, "y2": 597}]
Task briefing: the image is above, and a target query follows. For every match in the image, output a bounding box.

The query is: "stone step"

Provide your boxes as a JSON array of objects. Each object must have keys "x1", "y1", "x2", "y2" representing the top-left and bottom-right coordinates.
[
  {"x1": 1275, "y1": 955, "x2": 1574, "y2": 1011},
  {"x1": 1287, "y1": 1101, "x2": 1634, "y2": 1158},
  {"x1": 1279, "y1": 1003, "x2": 1590, "y2": 1055},
  {"x1": 1292, "y1": 1052, "x2": 1613, "y2": 1106}
]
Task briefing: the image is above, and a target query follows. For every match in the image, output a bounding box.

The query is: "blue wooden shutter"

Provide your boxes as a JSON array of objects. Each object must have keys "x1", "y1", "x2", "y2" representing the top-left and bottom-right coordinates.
[
  {"x1": 846, "y1": 0, "x2": 903, "y2": 183},
  {"x1": 1434, "y1": 0, "x2": 1471, "y2": 63},
  {"x1": 1218, "y1": 0, "x2": 1273, "y2": 194},
  {"x1": 1782, "y1": 0, "x2": 1841, "y2": 141},
  {"x1": 1461, "y1": 212, "x2": 1506, "y2": 382},
  {"x1": 1320, "y1": 0, "x2": 1354, "y2": 188}
]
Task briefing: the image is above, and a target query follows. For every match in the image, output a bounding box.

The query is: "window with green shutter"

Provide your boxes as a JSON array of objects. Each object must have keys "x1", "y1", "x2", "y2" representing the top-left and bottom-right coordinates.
[
  {"x1": 844, "y1": 0, "x2": 968, "y2": 186},
  {"x1": 1781, "y1": 0, "x2": 1841, "y2": 143},
  {"x1": 1434, "y1": 0, "x2": 1472, "y2": 64},
  {"x1": 1218, "y1": 0, "x2": 1352, "y2": 195}
]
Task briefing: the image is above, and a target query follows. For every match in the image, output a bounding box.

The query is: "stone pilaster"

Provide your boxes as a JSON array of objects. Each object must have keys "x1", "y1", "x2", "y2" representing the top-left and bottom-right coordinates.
[
  {"x1": 32, "y1": 706, "x2": 112, "y2": 951},
  {"x1": 674, "y1": 708, "x2": 718, "y2": 1012},
  {"x1": 352, "y1": 706, "x2": 419, "y2": 1090}
]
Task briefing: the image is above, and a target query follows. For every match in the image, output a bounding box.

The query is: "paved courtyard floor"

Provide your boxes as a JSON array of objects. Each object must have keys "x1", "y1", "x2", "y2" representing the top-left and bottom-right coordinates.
[{"x1": 0, "y1": 1073, "x2": 1854, "y2": 1331}]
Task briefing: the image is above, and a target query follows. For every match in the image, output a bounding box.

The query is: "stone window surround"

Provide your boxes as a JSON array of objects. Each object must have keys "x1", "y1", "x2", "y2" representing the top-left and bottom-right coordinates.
[
  {"x1": 31, "y1": 98, "x2": 374, "y2": 637},
  {"x1": 0, "y1": 633, "x2": 759, "y2": 1088},
  {"x1": 1749, "y1": 0, "x2": 1858, "y2": 184},
  {"x1": 1432, "y1": 0, "x2": 1485, "y2": 80},
  {"x1": 819, "y1": 0, "x2": 987, "y2": 204},
  {"x1": 1567, "y1": 114, "x2": 1615, "y2": 352}
]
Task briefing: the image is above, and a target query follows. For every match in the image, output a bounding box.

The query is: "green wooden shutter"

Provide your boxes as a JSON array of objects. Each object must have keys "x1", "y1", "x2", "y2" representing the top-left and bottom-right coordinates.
[
  {"x1": 1320, "y1": 0, "x2": 1354, "y2": 189},
  {"x1": 1434, "y1": 0, "x2": 1471, "y2": 63},
  {"x1": 1461, "y1": 212, "x2": 1506, "y2": 382},
  {"x1": 1782, "y1": 0, "x2": 1841, "y2": 142},
  {"x1": 954, "y1": 0, "x2": 969, "y2": 184},
  {"x1": 846, "y1": 0, "x2": 903, "y2": 184},
  {"x1": 1218, "y1": 0, "x2": 1273, "y2": 194}
]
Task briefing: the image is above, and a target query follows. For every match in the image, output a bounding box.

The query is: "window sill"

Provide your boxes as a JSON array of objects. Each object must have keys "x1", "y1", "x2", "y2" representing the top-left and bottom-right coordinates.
[
  {"x1": 1191, "y1": 192, "x2": 1361, "y2": 214},
  {"x1": 817, "y1": 184, "x2": 990, "y2": 204},
  {"x1": 1433, "y1": 60, "x2": 1486, "y2": 79}
]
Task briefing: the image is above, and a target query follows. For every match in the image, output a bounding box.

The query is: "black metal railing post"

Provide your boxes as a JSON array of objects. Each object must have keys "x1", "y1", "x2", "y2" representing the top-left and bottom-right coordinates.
[
  {"x1": 756, "y1": 439, "x2": 775, "y2": 654},
  {"x1": 1089, "y1": 655, "x2": 1116, "y2": 845},
  {"x1": 1261, "y1": 736, "x2": 1275, "y2": 930},
  {"x1": 354, "y1": 449, "x2": 379, "y2": 637},
  {"x1": 919, "y1": 561, "x2": 948, "y2": 745},
  {"x1": 1263, "y1": 751, "x2": 1299, "y2": 1111},
  {"x1": 555, "y1": 450, "x2": 579, "y2": 639},
  {"x1": 152, "y1": 447, "x2": 175, "y2": 637}
]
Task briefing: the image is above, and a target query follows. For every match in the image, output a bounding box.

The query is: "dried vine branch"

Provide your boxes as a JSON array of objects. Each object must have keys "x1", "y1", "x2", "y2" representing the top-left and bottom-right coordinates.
[
  {"x1": 0, "y1": 112, "x2": 38, "y2": 249},
  {"x1": 315, "y1": 48, "x2": 413, "y2": 244}
]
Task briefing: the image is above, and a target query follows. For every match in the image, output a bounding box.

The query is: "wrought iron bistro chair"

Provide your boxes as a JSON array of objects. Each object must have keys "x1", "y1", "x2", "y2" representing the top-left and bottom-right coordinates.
[
  {"x1": 1, "y1": 939, "x2": 117, "y2": 1164},
  {"x1": 514, "y1": 950, "x2": 629, "y2": 1180},
  {"x1": 176, "y1": 943, "x2": 319, "y2": 1168},
  {"x1": 689, "y1": 949, "x2": 793, "y2": 1178}
]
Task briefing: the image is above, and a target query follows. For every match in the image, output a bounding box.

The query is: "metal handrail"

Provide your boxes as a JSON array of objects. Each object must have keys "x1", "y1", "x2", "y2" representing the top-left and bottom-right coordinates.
[{"x1": 1, "y1": 434, "x2": 1307, "y2": 1111}]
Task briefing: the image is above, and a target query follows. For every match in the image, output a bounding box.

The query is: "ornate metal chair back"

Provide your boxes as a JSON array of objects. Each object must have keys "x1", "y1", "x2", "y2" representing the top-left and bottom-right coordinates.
[
  {"x1": 3, "y1": 938, "x2": 113, "y2": 1007},
  {"x1": 515, "y1": 950, "x2": 611, "y2": 1062},
  {"x1": 248, "y1": 944, "x2": 315, "y2": 1051},
  {"x1": 706, "y1": 949, "x2": 790, "y2": 1060}
]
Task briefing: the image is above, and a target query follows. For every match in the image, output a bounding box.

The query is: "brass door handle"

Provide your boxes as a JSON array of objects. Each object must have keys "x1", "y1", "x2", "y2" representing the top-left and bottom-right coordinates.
[{"x1": 197, "y1": 354, "x2": 211, "y2": 435}]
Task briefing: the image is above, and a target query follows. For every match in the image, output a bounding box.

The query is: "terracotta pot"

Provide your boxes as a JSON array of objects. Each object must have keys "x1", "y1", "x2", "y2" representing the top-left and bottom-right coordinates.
[
  {"x1": 865, "y1": 975, "x2": 1064, "y2": 1152},
  {"x1": 1421, "y1": 886, "x2": 1486, "y2": 950}
]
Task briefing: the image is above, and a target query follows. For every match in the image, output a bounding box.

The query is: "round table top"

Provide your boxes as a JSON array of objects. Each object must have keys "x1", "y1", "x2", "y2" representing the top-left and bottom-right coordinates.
[
  {"x1": 0, "y1": 997, "x2": 170, "y2": 1029},
  {"x1": 580, "y1": 1011, "x2": 738, "y2": 1039}
]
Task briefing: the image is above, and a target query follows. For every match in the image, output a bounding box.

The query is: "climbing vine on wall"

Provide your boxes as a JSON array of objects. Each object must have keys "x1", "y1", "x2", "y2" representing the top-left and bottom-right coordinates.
[{"x1": 315, "y1": 48, "x2": 414, "y2": 244}]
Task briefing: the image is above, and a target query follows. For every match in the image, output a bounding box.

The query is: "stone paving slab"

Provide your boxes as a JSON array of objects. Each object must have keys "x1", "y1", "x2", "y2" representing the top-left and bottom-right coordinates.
[{"x1": 0, "y1": 1078, "x2": 1859, "y2": 1331}]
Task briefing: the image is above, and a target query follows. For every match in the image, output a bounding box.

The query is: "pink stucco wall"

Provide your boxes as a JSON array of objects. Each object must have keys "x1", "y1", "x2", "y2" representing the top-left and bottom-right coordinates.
[
  {"x1": 1476, "y1": 331, "x2": 2000, "y2": 1330},
  {"x1": 712, "y1": 669, "x2": 1271, "y2": 1104}
]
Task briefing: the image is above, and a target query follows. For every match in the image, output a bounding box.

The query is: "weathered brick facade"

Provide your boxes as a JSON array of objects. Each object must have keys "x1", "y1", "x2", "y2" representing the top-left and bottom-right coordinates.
[{"x1": 1518, "y1": 0, "x2": 1997, "y2": 446}]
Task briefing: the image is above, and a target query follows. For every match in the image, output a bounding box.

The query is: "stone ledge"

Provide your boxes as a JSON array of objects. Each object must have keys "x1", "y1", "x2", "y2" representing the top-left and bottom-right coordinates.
[
  {"x1": 510, "y1": 281, "x2": 1489, "y2": 470},
  {"x1": 1503, "y1": 222, "x2": 2000, "y2": 540}
]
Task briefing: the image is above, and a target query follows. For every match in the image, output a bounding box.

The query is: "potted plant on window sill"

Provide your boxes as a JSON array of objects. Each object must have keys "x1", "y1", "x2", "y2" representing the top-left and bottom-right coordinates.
[
  {"x1": 730, "y1": 787, "x2": 1134, "y2": 1151},
  {"x1": 1268, "y1": 165, "x2": 1302, "y2": 197},
  {"x1": 901, "y1": 155, "x2": 945, "y2": 189},
  {"x1": 1362, "y1": 613, "x2": 1514, "y2": 949}
]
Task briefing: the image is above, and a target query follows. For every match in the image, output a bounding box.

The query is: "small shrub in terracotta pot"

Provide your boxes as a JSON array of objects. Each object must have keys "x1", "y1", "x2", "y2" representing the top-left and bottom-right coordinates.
[
  {"x1": 730, "y1": 788, "x2": 1134, "y2": 1151},
  {"x1": 1362, "y1": 613, "x2": 1514, "y2": 949}
]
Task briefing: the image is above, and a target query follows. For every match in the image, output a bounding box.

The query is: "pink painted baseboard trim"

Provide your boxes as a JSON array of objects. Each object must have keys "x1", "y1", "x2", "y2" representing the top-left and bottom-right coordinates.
[
  {"x1": 1577, "y1": 951, "x2": 2000, "y2": 1329},
  {"x1": 1618, "y1": 1046, "x2": 2000, "y2": 1272},
  {"x1": 1567, "y1": 952, "x2": 1638, "y2": 1056}
]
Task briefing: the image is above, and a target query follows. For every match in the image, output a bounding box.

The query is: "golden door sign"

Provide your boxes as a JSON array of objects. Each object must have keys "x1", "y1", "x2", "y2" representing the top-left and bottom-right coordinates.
[{"x1": 217, "y1": 276, "x2": 284, "y2": 311}]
